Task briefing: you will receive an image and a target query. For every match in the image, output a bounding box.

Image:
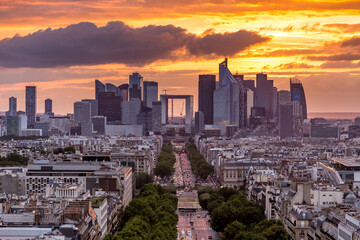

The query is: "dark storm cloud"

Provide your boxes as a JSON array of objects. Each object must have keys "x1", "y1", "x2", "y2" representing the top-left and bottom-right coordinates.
[{"x1": 0, "y1": 21, "x2": 269, "y2": 68}]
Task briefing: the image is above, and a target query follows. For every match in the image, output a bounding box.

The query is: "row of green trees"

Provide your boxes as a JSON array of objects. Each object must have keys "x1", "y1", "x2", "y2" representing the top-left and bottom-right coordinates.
[
  {"x1": 136, "y1": 173, "x2": 153, "y2": 189},
  {"x1": 186, "y1": 143, "x2": 214, "y2": 179},
  {"x1": 197, "y1": 187, "x2": 290, "y2": 240},
  {"x1": 105, "y1": 184, "x2": 178, "y2": 240},
  {"x1": 0, "y1": 153, "x2": 29, "y2": 166},
  {"x1": 154, "y1": 143, "x2": 176, "y2": 178}
]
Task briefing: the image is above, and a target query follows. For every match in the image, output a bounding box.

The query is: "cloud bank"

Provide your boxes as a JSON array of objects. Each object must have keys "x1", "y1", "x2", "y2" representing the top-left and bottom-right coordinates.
[{"x1": 0, "y1": 21, "x2": 269, "y2": 68}]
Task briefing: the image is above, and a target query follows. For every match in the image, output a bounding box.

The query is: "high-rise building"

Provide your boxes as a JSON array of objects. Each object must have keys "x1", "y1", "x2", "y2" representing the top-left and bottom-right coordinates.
[
  {"x1": 98, "y1": 92, "x2": 122, "y2": 122},
  {"x1": 255, "y1": 73, "x2": 273, "y2": 120},
  {"x1": 272, "y1": 87, "x2": 278, "y2": 119},
  {"x1": 95, "y1": 79, "x2": 105, "y2": 100},
  {"x1": 92, "y1": 116, "x2": 106, "y2": 135},
  {"x1": 26, "y1": 86, "x2": 36, "y2": 128},
  {"x1": 129, "y1": 73, "x2": 143, "y2": 100},
  {"x1": 290, "y1": 78, "x2": 307, "y2": 120},
  {"x1": 82, "y1": 99, "x2": 98, "y2": 117},
  {"x1": 143, "y1": 81, "x2": 158, "y2": 108},
  {"x1": 198, "y1": 75, "x2": 216, "y2": 124},
  {"x1": 118, "y1": 84, "x2": 129, "y2": 101},
  {"x1": 121, "y1": 99, "x2": 141, "y2": 125},
  {"x1": 245, "y1": 88, "x2": 254, "y2": 127},
  {"x1": 7, "y1": 97, "x2": 17, "y2": 116},
  {"x1": 195, "y1": 111, "x2": 205, "y2": 134},
  {"x1": 7, "y1": 114, "x2": 27, "y2": 136},
  {"x1": 45, "y1": 98, "x2": 53, "y2": 116},
  {"x1": 152, "y1": 101, "x2": 162, "y2": 133},
  {"x1": 279, "y1": 103, "x2": 293, "y2": 139},
  {"x1": 105, "y1": 83, "x2": 118, "y2": 94},
  {"x1": 137, "y1": 106, "x2": 152, "y2": 135},
  {"x1": 74, "y1": 101, "x2": 91, "y2": 125},
  {"x1": 95, "y1": 79, "x2": 128, "y2": 101},
  {"x1": 243, "y1": 80, "x2": 255, "y2": 92},
  {"x1": 278, "y1": 90, "x2": 291, "y2": 104},
  {"x1": 213, "y1": 59, "x2": 245, "y2": 128}
]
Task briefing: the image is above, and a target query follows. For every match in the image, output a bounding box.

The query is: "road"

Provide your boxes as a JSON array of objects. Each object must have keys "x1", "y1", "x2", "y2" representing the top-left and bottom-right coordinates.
[
  {"x1": 178, "y1": 210, "x2": 220, "y2": 240},
  {"x1": 172, "y1": 142, "x2": 220, "y2": 240}
]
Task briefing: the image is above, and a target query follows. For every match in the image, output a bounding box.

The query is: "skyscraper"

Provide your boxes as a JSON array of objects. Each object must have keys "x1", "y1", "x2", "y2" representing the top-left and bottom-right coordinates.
[
  {"x1": 45, "y1": 98, "x2": 53, "y2": 115},
  {"x1": 92, "y1": 116, "x2": 106, "y2": 135},
  {"x1": 74, "y1": 101, "x2": 91, "y2": 125},
  {"x1": 290, "y1": 78, "x2": 307, "y2": 120},
  {"x1": 7, "y1": 97, "x2": 17, "y2": 116},
  {"x1": 213, "y1": 58, "x2": 245, "y2": 128},
  {"x1": 95, "y1": 79, "x2": 105, "y2": 100},
  {"x1": 143, "y1": 81, "x2": 158, "y2": 108},
  {"x1": 255, "y1": 73, "x2": 273, "y2": 120},
  {"x1": 129, "y1": 73, "x2": 143, "y2": 100},
  {"x1": 118, "y1": 84, "x2": 129, "y2": 101},
  {"x1": 26, "y1": 86, "x2": 36, "y2": 128},
  {"x1": 98, "y1": 92, "x2": 122, "y2": 122},
  {"x1": 198, "y1": 75, "x2": 216, "y2": 124},
  {"x1": 278, "y1": 90, "x2": 291, "y2": 104},
  {"x1": 195, "y1": 111, "x2": 205, "y2": 134},
  {"x1": 152, "y1": 101, "x2": 162, "y2": 133},
  {"x1": 82, "y1": 99, "x2": 98, "y2": 117},
  {"x1": 279, "y1": 103, "x2": 293, "y2": 139}
]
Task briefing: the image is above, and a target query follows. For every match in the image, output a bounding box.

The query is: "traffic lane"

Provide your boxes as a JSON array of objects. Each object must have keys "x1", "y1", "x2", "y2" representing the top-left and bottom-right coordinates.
[{"x1": 189, "y1": 213, "x2": 220, "y2": 240}]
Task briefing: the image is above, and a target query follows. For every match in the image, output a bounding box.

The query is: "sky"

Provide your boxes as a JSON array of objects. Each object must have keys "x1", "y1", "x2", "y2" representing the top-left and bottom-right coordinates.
[{"x1": 0, "y1": 0, "x2": 359, "y2": 115}]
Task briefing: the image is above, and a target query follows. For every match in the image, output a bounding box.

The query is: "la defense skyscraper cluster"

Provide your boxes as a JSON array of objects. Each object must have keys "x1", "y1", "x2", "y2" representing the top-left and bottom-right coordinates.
[{"x1": 197, "y1": 58, "x2": 307, "y2": 138}]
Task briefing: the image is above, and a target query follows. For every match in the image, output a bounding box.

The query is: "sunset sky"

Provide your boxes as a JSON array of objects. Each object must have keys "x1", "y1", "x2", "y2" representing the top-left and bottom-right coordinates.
[{"x1": 0, "y1": 0, "x2": 359, "y2": 115}]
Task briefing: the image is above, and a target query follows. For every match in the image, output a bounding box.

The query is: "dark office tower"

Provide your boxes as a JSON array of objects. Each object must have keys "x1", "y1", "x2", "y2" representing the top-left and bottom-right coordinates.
[
  {"x1": 243, "y1": 80, "x2": 255, "y2": 92},
  {"x1": 279, "y1": 103, "x2": 293, "y2": 139},
  {"x1": 98, "y1": 92, "x2": 122, "y2": 122},
  {"x1": 95, "y1": 79, "x2": 105, "y2": 100},
  {"x1": 198, "y1": 75, "x2": 216, "y2": 124},
  {"x1": 45, "y1": 98, "x2": 53, "y2": 115},
  {"x1": 255, "y1": 73, "x2": 273, "y2": 119},
  {"x1": 7, "y1": 97, "x2": 17, "y2": 116},
  {"x1": 26, "y1": 86, "x2": 36, "y2": 128},
  {"x1": 92, "y1": 116, "x2": 106, "y2": 135},
  {"x1": 272, "y1": 87, "x2": 278, "y2": 119},
  {"x1": 290, "y1": 78, "x2": 307, "y2": 120},
  {"x1": 143, "y1": 81, "x2": 158, "y2": 108},
  {"x1": 129, "y1": 73, "x2": 143, "y2": 100},
  {"x1": 118, "y1": 84, "x2": 129, "y2": 101},
  {"x1": 278, "y1": 90, "x2": 291, "y2": 104},
  {"x1": 152, "y1": 101, "x2": 162, "y2": 133},
  {"x1": 195, "y1": 111, "x2": 205, "y2": 134}
]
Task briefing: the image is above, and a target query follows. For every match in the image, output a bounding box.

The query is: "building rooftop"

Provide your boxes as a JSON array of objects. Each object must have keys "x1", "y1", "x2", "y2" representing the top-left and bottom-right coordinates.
[{"x1": 332, "y1": 157, "x2": 360, "y2": 167}]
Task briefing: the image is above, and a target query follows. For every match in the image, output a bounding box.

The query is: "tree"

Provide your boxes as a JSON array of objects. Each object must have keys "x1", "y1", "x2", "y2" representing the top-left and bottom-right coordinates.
[
  {"x1": 136, "y1": 173, "x2": 153, "y2": 189},
  {"x1": 222, "y1": 221, "x2": 246, "y2": 240},
  {"x1": 117, "y1": 216, "x2": 151, "y2": 240},
  {"x1": 154, "y1": 161, "x2": 174, "y2": 178},
  {"x1": 261, "y1": 224, "x2": 290, "y2": 240},
  {"x1": 199, "y1": 193, "x2": 211, "y2": 210},
  {"x1": 63, "y1": 146, "x2": 76, "y2": 153},
  {"x1": 234, "y1": 232, "x2": 266, "y2": 240}
]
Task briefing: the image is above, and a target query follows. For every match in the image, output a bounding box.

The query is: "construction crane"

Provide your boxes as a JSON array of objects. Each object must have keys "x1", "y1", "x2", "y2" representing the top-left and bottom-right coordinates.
[
  {"x1": 162, "y1": 89, "x2": 175, "y2": 95},
  {"x1": 180, "y1": 102, "x2": 185, "y2": 117}
]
